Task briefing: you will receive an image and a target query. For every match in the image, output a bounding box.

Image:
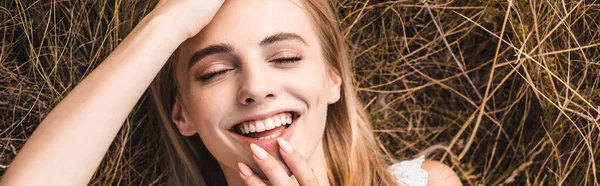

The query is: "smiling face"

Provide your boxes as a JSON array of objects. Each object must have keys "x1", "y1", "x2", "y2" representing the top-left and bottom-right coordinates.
[{"x1": 170, "y1": 0, "x2": 342, "y2": 183}]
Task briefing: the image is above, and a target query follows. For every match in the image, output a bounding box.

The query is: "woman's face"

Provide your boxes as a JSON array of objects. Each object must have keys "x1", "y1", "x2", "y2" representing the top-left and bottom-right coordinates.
[{"x1": 171, "y1": 0, "x2": 341, "y2": 179}]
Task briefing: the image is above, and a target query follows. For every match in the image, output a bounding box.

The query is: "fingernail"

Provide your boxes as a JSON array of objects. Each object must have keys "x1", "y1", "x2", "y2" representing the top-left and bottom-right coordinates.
[
  {"x1": 237, "y1": 162, "x2": 253, "y2": 177},
  {"x1": 277, "y1": 138, "x2": 293, "y2": 154},
  {"x1": 250, "y1": 143, "x2": 268, "y2": 160}
]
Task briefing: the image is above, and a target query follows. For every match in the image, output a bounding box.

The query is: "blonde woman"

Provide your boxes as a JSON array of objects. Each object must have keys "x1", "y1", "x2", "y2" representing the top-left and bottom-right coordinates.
[{"x1": 1, "y1": 0, "x2": 461, "y2": 185}]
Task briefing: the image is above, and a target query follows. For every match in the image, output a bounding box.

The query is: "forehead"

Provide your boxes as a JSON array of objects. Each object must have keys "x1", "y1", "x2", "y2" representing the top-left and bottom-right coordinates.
[{"x1": 179, "y1": 0, "x2": 316, "y2": 55}]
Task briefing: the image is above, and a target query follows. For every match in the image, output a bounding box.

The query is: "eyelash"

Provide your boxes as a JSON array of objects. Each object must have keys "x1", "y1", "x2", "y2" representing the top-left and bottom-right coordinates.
[
  {"x1": 199, "y1": 69, "x2": 232, "y2": 81},
  {"x1": 199, "y1": 56, "x2": 303, "y2": 81},
  {"x1": 272, "y1": 56, "x2": 303, "y2": 63}
]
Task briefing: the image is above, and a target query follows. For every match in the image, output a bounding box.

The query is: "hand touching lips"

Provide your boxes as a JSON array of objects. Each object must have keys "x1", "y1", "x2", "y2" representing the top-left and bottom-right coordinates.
[{"x1": 238, "y1": 139, "x2": 321, "y2": 186}]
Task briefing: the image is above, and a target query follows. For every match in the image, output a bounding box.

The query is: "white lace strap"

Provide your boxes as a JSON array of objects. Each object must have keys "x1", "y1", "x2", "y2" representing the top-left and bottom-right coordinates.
[{"x1": 388, "y1": 155, "x2": 428, "y2": 186}]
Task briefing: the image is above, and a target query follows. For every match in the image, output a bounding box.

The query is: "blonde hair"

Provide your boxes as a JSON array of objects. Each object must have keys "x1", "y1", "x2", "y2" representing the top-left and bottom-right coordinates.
[{"x1": 148, "y1": 0, "x2": 397, "y2": 185}]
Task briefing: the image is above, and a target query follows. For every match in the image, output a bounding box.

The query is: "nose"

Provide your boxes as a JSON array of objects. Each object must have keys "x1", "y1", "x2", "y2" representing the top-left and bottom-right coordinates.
[{"x1": 237, "y1": 65, "x2": 278, "y2": 105}]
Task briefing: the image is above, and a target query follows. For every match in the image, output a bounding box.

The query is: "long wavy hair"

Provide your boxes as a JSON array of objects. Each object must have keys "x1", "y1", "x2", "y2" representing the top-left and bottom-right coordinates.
[{"x1": 148, "y1": 0, "x2": 398, "y2": 185}]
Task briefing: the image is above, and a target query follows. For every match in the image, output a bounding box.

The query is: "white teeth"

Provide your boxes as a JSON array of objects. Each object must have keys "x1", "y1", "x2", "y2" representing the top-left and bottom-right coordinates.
[
  {"x1": 274, "y1": 117, "x2": 282, "y2": 127},
  {"x1": 279, "y1": 114, "x2": 287, "y2": 124},
  {"x1": 257, "y1": 132, "x2": 281, "y2": 140},
  {"x1": 249, "y1": 123, "x2": 256, "y2": 133},
  {"x1": 255, "y1": 120, "x2": 265, "y2": 132},
  {"x1": 237, "y1": 112, "x2": 295, "y2": 135},
  {"x1": 265, "y1": 118, "x2": 275, "y2": 130},
  {"x1": 244, "y1": 124, "x2": 250, "y2": 134}
]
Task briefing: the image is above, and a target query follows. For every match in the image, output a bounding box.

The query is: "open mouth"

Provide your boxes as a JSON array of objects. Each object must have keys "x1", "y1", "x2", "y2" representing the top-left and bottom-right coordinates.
[{"x1": 231, "y1": 112, "x2": 298, "y2": 140}]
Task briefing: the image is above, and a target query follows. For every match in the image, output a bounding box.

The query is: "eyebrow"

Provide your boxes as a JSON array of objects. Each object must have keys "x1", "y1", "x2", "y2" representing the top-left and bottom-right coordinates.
[
  {"x1": 188, "y1": 32, "x2": 309, "y2": 68},
  {"x1": 260, "y1": 32, "x2": 309, "y2": 47},
  {"x1": 188, "y1": 43, "x2": 235, "y2": 68}
]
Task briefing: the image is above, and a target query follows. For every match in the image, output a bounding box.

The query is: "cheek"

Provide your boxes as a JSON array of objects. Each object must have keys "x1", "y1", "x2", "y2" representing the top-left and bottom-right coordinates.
[
  {"x1": 185, "y1": 87, "x2": 234, "y2": 131},
  {"x1": 185, "y1": 91, "x2": 241, "y2": 161},
  {"x1": 284, "y1": 63, "x2": 330, "y2": 99},
  {"x1": 282, "y1": 60, "x2": 330, "y2": 114}
]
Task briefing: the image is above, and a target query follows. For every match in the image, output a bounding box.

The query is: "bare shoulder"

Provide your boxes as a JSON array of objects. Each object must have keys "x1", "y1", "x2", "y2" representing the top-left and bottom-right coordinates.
[{"x1": 421, "y1": 160, "x2": 462, "y2": 186}]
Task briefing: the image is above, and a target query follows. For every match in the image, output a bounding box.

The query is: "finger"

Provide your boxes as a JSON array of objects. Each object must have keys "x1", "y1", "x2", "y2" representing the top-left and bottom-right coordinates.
[
  {"x1": 277, "y1": 138, "x2": 320, "y2": 186},
  {"x1": 250, "y1": 143, "x2": 290, "y2": 185},
  {"x1": 238, "y1": 162, "x2": 267, "y2": 186}
]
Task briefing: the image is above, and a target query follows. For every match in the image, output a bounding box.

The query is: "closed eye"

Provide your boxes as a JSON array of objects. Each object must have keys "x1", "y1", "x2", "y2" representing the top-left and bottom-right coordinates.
[
  {"x1": 199, "y1": 69, "x2": 234, "y2": 81},
  {"x1": 272, "y1": 56, "x2": 302, "y2": 63}
]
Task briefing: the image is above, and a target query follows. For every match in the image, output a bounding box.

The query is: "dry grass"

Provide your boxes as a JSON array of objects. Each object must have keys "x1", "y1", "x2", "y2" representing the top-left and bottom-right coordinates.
[{"x1": 1, "y1": 0, "x2": 599, "y2": 185}]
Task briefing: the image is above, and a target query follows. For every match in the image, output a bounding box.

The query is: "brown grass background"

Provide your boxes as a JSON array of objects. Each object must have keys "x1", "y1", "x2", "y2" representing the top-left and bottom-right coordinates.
[{"x1": 1, "y1": 0, "x2": 599, "y2": 185}]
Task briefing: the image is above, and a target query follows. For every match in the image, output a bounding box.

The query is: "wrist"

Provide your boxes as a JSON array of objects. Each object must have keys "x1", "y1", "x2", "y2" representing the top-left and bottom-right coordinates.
[
  {"x1": 144, "y1": 4, "x2": 215, "y2": 40},
  {"x1": 139, "y1": 11, "x2": 189, "y2": 45}
]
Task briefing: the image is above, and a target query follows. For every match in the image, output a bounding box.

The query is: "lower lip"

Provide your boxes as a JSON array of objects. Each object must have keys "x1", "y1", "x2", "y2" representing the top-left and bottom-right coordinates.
[{"x1": 230, "y1": 117, "x2": 299, "y2": 152}]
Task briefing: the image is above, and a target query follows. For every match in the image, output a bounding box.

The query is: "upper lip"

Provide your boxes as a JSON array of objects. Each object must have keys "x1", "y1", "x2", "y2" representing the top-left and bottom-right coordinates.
[{"x1": 228, "y1": 109, "x2": 300, "y2": 130}]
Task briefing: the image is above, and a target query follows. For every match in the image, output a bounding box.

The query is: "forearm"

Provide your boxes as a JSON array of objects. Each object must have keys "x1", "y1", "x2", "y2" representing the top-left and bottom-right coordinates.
[{"x1": 1, "y1": 13, "x2": 185, "y2": 185}]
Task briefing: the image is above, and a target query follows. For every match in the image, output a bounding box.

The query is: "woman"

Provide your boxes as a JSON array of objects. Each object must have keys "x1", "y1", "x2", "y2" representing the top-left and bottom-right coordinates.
[{"x1": 1, "y1": 0, "x2": 461, "y2": 185}]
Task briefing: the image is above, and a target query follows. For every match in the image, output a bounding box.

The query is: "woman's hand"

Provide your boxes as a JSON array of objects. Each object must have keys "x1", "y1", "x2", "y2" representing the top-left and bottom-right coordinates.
[
  {"x1": 238, "y1": 139, "x2": 320, "y2": 186},
  {"x1": 150, "y1": 0, "x2": 225, "y2": 39}
]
